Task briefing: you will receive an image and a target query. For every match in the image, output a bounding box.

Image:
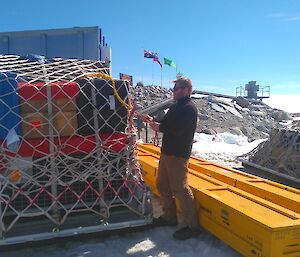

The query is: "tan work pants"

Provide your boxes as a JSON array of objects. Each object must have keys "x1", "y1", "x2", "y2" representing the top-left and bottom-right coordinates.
[{"x1": 156, "y1": 153, "x2": 198, "y2": 229}]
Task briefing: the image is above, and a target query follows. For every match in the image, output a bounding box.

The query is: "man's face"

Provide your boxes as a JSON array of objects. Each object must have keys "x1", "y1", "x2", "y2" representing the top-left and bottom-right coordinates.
[{"x1": 173, "y1": 82, "x2": 188, "y2": 100}]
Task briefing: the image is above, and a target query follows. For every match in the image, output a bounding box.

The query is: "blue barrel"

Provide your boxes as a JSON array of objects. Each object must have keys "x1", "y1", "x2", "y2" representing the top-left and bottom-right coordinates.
[{"x1": 0, "y1": 72, "x2": 20, "y2": 141}]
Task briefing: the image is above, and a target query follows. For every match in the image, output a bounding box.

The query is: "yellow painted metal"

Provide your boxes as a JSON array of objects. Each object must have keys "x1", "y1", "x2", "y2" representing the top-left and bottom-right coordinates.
[
  {"x1": 137, "y1": 144, "x2": 300, "y2": 214},
  {"x1": 137, "y1": 144, "x2": 300, "y2": 257},
  {"x1": 194, "y1": 188, "x2": 300, "y2": 257},
  {"x1": 137, "y1": 152, "x2": 160, "y2": 195}
]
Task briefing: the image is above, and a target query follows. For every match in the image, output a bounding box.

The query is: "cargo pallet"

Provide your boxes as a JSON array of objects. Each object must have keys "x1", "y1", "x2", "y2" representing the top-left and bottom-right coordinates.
[
  {"x1": 0, "y1": 55, "x2": 152, "y2": 246},
  {"x1": 137, "y1": 144, "x2": 300, "y2": 257}
]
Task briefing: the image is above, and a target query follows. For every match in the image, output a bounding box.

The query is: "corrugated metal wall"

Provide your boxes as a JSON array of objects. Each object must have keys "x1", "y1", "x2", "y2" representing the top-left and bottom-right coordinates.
[{"x1": 0, "y1": 26, "x2": 100, "y2": 60}]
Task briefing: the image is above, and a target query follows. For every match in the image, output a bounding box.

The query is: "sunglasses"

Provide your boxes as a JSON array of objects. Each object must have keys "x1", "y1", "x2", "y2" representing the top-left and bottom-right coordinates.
[{"x1": 173, "y1": 86, "x2": 186, "y2": 91}]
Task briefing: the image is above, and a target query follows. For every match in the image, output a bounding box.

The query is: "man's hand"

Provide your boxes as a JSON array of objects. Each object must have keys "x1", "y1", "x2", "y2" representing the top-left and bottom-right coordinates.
[
  {"x1": 138, "y1": 114, "x2": 153, "y2": 123},
  {"x1": 149, "y1": 121, "x2": 160, "y2": 132}
]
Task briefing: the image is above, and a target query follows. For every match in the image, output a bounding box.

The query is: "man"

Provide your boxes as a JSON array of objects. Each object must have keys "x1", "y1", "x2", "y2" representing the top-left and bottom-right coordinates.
[{"x1": 140, "y1": 77, "x2": 199, "y2": 240}]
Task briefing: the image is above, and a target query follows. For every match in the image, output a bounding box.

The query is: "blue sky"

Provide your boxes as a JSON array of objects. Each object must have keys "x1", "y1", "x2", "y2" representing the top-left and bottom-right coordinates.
[{"x1": 1, "y1": 0, "x2": 300, "y2": 111}]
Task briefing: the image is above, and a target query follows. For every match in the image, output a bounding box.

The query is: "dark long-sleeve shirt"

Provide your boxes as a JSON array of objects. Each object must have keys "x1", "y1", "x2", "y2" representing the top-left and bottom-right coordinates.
[{"x1": 159, "y1": 96, "x2": 198, "y2": 158}]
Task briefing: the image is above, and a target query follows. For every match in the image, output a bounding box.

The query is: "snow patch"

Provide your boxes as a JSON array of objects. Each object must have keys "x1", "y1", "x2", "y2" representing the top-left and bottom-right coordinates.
[
  {"x1": 126, "y1": 239, "x2": 155, "y2": 254},
  {"x1": 191, "y1": 93, "x2": 207, "y2": 99},
  {"x1": 192, "y1": 132, "x2": 266, "y2": 166}
]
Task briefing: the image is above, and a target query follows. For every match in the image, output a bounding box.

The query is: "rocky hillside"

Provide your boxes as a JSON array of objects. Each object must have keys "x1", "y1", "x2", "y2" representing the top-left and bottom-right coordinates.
[
  {"x1": 192, "y1": 95, "x2": 291, "y2": 141},
  {"x1": 133, "y1": 84, "x2": 292, "y2": 142},
  {"x1": 133, "y1": 85, "x2": 300, "y2": 179},
  {"x1": 132, "y1": 83, "x2": 172, "y2": 110}
]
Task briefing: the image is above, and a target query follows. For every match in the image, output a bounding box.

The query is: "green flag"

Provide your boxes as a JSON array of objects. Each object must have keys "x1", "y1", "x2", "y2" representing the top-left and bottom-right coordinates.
[{"x1": 164, "y1": 58, "x2": 176, "y2": 68}]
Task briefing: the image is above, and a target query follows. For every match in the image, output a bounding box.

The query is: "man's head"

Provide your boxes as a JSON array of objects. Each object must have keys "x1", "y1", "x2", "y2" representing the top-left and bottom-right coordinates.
[{"x1": 172, "y1": 77, "x2": 193, "y2": 101}]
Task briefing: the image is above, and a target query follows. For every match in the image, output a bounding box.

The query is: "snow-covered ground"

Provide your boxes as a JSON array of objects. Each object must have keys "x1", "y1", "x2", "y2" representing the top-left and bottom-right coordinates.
[
  {"x1": 192, "y1": 132, "x2": 267, "y2": 167},
  {"x1": 2, "y1": 132, "x2": 265, "y2": 257}
]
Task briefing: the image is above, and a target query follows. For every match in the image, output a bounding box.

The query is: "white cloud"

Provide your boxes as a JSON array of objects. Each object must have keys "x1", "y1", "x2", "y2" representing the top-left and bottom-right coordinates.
[
  {"x1": 266, "y1": 12, "x2": 300, "y2": 22},
  {"x1": 264, "y1": 94, "x2": 300, "y2": 113},
  {"x1": 285, "y1": 16, "x2": 300, "y2": 21}
]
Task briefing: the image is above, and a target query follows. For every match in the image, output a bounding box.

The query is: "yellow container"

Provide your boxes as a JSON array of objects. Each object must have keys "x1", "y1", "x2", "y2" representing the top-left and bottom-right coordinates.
[
  {"x1": 137, "y1": 144, "x2": 300, "y2": 214},
  {"x1": 194, "y1": 187, "x2": 300, "y2": 257},
  {"x1": 137, "y1": 152, "x2": 160, "y2": 195},
  {"x1": 137, "y1": 144, "x2": 300, "y2": 257}
]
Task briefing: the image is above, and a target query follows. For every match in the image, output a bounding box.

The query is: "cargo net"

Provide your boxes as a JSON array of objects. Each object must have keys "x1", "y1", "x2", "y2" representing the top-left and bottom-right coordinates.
[{"x1": 0, "y1": 55, "x2": 150, "y2": 239}]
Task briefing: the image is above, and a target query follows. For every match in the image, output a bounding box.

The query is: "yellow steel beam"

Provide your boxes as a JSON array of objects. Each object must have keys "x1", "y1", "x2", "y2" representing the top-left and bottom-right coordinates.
[{"x1": 137, "y1": 144, "x2": 300, "y2": 257}]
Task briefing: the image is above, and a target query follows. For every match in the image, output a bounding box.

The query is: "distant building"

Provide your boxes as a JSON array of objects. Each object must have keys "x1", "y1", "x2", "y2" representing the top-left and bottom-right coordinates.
[{"x1": 236, "y1": 81, "x2": 270, "y2": 100}]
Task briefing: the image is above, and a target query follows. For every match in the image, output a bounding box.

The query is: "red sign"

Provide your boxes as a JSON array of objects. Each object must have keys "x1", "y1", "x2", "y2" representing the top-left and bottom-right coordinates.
[{"x1": 119, "y1": 73, "x2": 133, "y2": 87}]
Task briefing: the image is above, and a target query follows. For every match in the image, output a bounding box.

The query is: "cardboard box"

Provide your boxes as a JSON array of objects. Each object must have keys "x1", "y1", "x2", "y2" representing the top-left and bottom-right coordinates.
[
  {"x1": 22, "y1": 111, "x2": 77, "y2": 139},
  {"x1": 20, "y1": 98, "x2": 76, "y2": 113},
  {"x1": 53, "y1": 111, "x2": 77, "y2": 137}
]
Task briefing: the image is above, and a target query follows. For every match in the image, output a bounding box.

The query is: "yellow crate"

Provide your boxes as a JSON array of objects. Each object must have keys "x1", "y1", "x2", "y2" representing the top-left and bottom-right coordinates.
[
  {"x1": 137, "y1": 144, "x2": 300, "y2": 214},
  {"x1": 195, "y1": 187, "x2": 300, "y2": 257},
  {"x1": 137, "y1": 153, "x2": 160, "y2": 195},
  {"x1": 190, "y1": 163, "x2": 300, "y2": 214},
  {"x1": 137, "y1": 144, "x2": 300, "y2": 257}
]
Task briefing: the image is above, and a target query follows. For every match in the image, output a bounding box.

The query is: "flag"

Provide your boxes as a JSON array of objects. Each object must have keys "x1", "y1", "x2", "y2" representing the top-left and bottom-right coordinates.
[
  {"x1": 144, "y1": 50, "x2": 156, "y2": 58},
  {"x1": 164, "y1": 58, "x2": 176, "y2": 68},
  {"x1": 144, "y1": 50, "x2": 162, "y2": 68},
  {"x1": 153, "y1": 55, "x2": 162, "y2": 68}
]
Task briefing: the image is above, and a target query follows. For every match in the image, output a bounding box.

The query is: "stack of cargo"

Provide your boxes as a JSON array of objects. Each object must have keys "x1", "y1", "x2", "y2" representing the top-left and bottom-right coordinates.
[{"x1": 0, "y1": 55, "x2": 151, "y2": 246}]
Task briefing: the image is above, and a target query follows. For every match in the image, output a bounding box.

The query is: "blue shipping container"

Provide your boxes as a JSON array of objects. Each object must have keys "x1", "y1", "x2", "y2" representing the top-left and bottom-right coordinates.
[{"x1": 0, "y1": 72, "x2": 20, "y2": 141}]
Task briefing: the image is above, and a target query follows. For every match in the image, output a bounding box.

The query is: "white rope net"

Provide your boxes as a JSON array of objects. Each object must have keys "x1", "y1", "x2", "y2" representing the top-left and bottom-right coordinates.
[{"x1": 0, "y1": 55, "x2": 150, "y2": 240}]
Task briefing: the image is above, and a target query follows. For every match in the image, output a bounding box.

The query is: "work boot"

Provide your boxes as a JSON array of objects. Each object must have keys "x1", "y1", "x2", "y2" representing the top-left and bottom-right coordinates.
[
  {"x1": 173, "y1": 226, "x2": 201, "y2": 240},
  {"x1": 152, "y1": 216, "x2": 178, "y2": 227}
]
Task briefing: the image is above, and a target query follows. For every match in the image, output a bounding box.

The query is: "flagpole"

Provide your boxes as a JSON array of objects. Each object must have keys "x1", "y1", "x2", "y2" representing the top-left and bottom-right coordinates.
[
  {"x1": 160, "y1": 67, "x2": 162, "y2": 87},
  {"x1": 168, "y1": 66, "x2": 171, "y2": 89},
  {"x1": 152, "y1": 60, "x2": 154, "y2": 85},
  {"x1": 141, "y1": 48, "x2": 144, "y2": 83}
]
